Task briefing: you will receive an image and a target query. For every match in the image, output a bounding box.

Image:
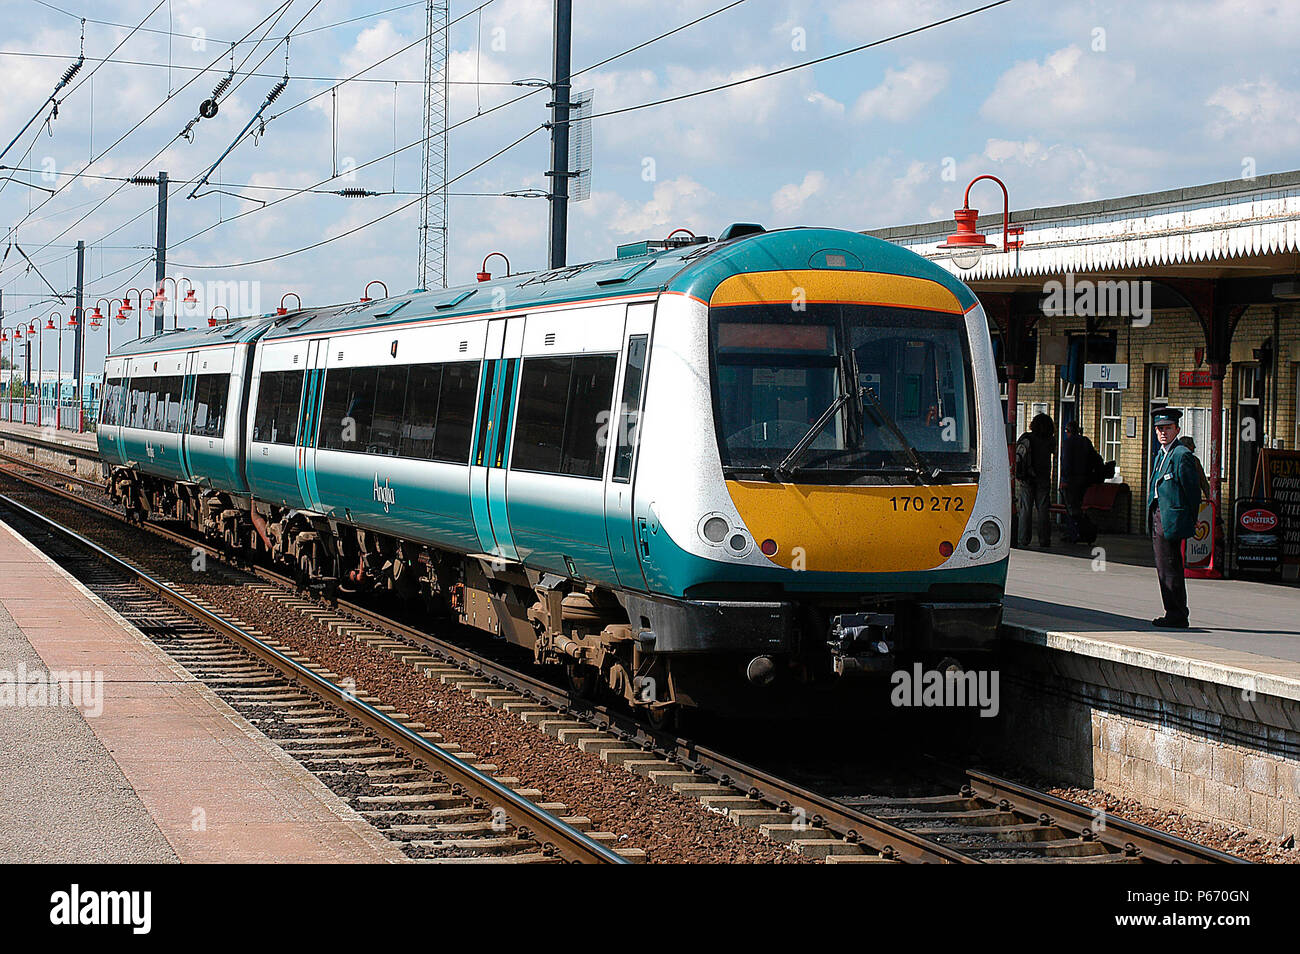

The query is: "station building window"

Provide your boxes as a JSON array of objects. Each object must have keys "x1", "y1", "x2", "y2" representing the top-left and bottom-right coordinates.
[{"x1": 1102, "y1": 390, "x2": 1123, "y2": 480}]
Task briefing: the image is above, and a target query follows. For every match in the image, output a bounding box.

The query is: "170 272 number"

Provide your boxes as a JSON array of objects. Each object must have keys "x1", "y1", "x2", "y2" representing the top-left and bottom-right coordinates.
[{"x1": 889, "y1": 496, "x2": 965, "y2": 512}]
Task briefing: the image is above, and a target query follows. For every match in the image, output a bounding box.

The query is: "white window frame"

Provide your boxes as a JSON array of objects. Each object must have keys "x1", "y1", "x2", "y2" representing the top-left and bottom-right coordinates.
[{"x1": 1101, "y1": 389, "x2": 1123, "y2": 481}]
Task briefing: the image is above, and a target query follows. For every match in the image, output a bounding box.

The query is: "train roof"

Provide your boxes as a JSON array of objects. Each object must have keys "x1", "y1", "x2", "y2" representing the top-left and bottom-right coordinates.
[{"x1": 108, "y1": 227, "x2": 978, "y2": 358}]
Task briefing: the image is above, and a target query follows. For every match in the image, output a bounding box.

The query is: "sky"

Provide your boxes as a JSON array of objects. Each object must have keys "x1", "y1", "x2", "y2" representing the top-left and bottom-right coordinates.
[{"x1": 0, "y1": 0, "x2": 1297, "y2": 373}]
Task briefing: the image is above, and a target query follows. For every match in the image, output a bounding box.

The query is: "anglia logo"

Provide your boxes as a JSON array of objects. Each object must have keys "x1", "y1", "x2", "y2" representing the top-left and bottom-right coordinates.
[{"x1": 1239, "y1": 508, "x2": 1278, "y2": 532}]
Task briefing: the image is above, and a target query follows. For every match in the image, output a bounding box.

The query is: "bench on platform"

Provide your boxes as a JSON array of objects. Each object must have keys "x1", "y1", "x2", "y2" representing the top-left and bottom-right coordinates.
[{"x1": 1049, "y1": 482, "x2": 1132, "y2": 535}]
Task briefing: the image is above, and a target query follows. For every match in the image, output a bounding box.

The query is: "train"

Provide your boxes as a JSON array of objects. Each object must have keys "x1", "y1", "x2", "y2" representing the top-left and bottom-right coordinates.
[{"x1": 97, "y1": 224, "x2": 1010, "y2": 722}]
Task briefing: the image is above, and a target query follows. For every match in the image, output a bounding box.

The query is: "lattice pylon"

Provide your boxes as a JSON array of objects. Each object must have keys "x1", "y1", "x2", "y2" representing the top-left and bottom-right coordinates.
[{"x1": 419, "y1": 0, "x2": 450, "y2": 289}]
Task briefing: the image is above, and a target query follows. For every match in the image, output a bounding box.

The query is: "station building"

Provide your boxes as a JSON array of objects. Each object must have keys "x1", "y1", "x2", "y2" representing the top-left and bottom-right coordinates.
[{"x1": 870, "y1": 170, "x2": 1300, "y2": 570}]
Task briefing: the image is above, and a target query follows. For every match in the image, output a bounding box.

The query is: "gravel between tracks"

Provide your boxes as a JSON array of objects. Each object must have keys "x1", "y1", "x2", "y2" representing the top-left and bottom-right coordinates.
[
  {"x1": 1045, "y1": 785, "x2": 1294, "y2": 864},
  {"x1": 5, "y1": 484, "x2": 801, "y2": 864}
]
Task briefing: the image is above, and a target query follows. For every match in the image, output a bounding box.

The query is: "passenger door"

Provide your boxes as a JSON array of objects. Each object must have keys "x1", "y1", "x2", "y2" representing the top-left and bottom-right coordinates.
[
  {"x1": 469, "y1": 318, "x2": 521, "y2": 560},
  {"x1": 296, "y1": 338, "x2": 329, "y2": 512},
  {"x1": 179, "y1": 350, "x2": 199, "y2": 480},
  {"x1": 603, "y1": 303, "x2": 653, "y2": 590}
]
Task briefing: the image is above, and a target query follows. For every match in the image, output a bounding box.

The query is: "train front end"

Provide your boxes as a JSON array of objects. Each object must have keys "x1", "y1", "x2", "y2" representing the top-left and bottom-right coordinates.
[{"x1": 630, "y1": 228, "x2": 1009, "y2": 707}]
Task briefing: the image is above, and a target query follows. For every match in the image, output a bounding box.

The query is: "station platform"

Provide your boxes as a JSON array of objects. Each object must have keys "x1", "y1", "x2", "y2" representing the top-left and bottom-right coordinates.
[
  {"x1": 0, "y1": 518, "x2": 404, "y2": 863},
  {"x1": 0, "y1": 418, "x2": 98, "y2": 454},
  {"x1": 1003, "y1": 542, "x2": 1300, "y2": 698}
]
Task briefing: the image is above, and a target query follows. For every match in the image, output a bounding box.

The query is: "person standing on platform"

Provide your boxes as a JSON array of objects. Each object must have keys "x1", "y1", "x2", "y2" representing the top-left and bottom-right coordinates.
[
  {"x1": 1146, "y1": 408, "x2": 1203, "y2": 628},
  {"x1": 1060, "y1": 421, "x2": 1105, "y2": 545},
  {"x1": 1015, "y1": 412, "x2": 1056, "y2": 548},
  {"x1": 1180, "y1": 435, "x2": 1213, "y2": 501}
]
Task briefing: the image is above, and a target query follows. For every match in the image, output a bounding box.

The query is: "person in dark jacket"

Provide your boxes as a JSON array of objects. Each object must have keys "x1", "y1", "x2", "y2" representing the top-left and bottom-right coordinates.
[
  {"x1": 1015, "y1": 413, "x2": 1056, "y2": 548},
  {"x1": 1147, "y1": 408, "x2": 1203, "y2": 628},
  {"x1": 1060, "y1": 421, "x2": 1104, "y2": 545}
]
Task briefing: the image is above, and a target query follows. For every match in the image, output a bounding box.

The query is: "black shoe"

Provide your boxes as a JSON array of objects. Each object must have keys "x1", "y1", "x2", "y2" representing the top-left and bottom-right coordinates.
[{"x1": 1152, "y1": 616, "x2": 1189, "y2": 629}]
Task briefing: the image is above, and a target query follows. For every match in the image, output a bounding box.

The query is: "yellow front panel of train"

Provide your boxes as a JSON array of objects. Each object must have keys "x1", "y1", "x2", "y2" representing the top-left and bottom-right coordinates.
[{"x1": 726, "y1": 481, "x2": 978, "y2": 573}]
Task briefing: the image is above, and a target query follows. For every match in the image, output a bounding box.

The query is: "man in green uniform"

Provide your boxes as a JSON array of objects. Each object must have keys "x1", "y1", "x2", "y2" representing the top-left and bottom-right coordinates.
[{"x1": 1146, "y1": 408, "x2": 1203, "y2": 628}]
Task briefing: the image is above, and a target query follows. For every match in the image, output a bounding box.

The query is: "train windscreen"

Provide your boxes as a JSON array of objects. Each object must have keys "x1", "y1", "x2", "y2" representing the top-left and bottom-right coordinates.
[{"x1": 709, "y1": 302, "x2": 977, "y2": 480}]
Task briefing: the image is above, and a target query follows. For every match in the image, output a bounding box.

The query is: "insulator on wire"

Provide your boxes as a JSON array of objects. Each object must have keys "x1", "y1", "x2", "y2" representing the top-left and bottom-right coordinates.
[
  {"x1": 265, "y1": 79, "x2": 287, "y2": 105},
  {"x1": 210, "y1": 75, "x2": 232, "y2": 100},
  {"x1": 335, "y1": 188, "x2": 378, "y2": 197},
  {"x1": 129, "y1": 175, "x2": 158, "y2": 185},
  {"x1": 58, "y1": 58, "x2": 83, "y2": 88}
]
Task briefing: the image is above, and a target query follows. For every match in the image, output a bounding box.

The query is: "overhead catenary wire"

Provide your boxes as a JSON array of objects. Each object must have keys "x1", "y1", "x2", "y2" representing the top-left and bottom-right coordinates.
[{"x1": 8, "y1": 0, "x2": 758, "y2": 285}]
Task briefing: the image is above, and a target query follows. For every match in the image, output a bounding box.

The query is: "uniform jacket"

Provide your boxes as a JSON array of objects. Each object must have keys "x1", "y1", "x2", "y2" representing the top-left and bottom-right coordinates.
[{"x1": 1146, "y1": 441, "x2": 1202, "y2": 540}]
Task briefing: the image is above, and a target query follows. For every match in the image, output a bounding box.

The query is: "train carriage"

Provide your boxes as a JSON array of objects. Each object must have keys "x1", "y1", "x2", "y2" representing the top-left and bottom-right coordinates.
[{"x1": 100, "y1": 224, "x2": 1010, "y2": 720}]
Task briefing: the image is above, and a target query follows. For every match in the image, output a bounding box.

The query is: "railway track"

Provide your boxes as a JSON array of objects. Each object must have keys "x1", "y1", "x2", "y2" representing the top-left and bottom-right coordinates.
[
  {"x1": 0, "y1": 491, "x2": 627, "y2": 865},
  {"x1": 0, "y1": 454, "x2": 1249, "y2": 864}
]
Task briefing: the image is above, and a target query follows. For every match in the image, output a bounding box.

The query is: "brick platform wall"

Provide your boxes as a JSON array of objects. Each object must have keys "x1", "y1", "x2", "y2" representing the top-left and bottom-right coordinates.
[{"x1": 991, "y1": 639, "x2": 1300, "y2": 841}]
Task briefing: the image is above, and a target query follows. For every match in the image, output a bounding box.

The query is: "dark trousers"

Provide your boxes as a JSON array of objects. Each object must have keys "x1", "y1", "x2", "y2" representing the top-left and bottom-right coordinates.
[
  {"x1": 1063, "y1": 483, "x2": 1095, "y2": 544},
  {"x1": 1016, "y1": 480, "x2": 1051, "y2": 547},
  {"x1": 1150, "y1": 505, "x2": 1189, "y2": 623}
]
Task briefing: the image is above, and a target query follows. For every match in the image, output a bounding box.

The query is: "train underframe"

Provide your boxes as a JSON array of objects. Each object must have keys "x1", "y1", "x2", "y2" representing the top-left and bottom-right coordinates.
[{"x1": 108, "y1": 466, "x2": 1003, "y2": 722}]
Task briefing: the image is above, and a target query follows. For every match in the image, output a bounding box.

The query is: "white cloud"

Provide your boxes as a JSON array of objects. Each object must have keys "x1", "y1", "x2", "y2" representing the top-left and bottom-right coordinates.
[
  {"x1": 980, "y1": 46, "x2": 1139, "y2": 128},
  {"x1": 771, "y1": 171, "x2": 827, "y2": 216},
  {"x1": 1206, "y1": 77, "x2": 1300, "y2": 148},
  {"x1": 852, "y1": 62, "x2": 949, "y2": 121}
]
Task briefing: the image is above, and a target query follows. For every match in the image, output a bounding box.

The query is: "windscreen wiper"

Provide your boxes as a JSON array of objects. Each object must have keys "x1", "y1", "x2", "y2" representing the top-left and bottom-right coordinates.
[
  {"x1": 862, "y1": 386, "x2": 939, "y2": 482},
  {"x1": 776, "y1": 387, "x2": 864, "y2": 479}
]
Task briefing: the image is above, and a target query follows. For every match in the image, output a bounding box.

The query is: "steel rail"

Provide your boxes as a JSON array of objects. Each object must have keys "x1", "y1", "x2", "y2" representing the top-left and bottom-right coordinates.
[
  {"x1": 965, "y1": 770, "x2": 1251, "y2": 865},
  {"x1": 0, "y1": 491, "x2": 626, "y2": 865}
]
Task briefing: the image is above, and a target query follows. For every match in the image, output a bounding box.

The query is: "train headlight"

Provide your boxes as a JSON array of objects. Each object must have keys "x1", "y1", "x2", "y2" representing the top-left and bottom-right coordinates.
[
  {"x1": 979, "y1": 519, "x2": 1001, "y2": 546},
  {"x1": 700, "y1": 515, "x2": 729, "y2": 545}
]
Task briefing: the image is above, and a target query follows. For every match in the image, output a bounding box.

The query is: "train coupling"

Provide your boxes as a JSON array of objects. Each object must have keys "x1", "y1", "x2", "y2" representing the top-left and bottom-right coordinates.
[{"x1": 828, "y1": 612, "x2": 896, "y2": 676}]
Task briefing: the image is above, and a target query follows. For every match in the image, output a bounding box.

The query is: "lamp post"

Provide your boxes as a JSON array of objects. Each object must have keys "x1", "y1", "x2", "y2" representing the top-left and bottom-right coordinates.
[
  {"x1": 38, "y1": 313, "x2": 57, "y2": 427},
  {"x1": 123, "y1": 288, "x2": 156, "y2": 340},
  {"x1": 937, "y1": 174, "x2": 1024, "y2": 270},
  {"x1": 938, "y1": 175, "x2": 1027, "y2": 468},
  {"x1": 55, "y1": 310, "x2": 78, "y2": 430},
  {"x1": 93, "y1": 297, "x2": 125, "y2": 357},
  {"x1": 156, "y1": 276, "x2": 197, "y2": 330},
  {"x1": 24, "y1": 321, "x2": 36, "y2": 425},
  {"x1": 208, "y1": 305, "x2": 230, "y2": 327}
]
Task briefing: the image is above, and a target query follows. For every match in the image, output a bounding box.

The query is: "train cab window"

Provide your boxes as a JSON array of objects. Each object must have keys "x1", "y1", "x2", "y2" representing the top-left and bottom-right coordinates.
[
  {"x1": 431, "y1": 361, "x2": 479, "y2": 463},
  {"x1": 191, "y1": 373, "x2": 230, "y2": 437},
  {"x1": 512, "y1": 354, "x2": 617, "y2": 479},
  {"x1": 612, "y1": 336, "x2": 648, "y2": 482},
  {"x1": 253, "y1": 369, "x2": 304, "y2": 444}
]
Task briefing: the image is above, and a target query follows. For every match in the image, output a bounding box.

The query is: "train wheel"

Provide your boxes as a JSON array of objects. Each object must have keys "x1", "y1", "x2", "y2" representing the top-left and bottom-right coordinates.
[
  {"x1": 565, "y1": 662, "x2": 600, "y2": 701},
  {"x1": 646, "y1": 704, "x2": 679, "y2": 733}
]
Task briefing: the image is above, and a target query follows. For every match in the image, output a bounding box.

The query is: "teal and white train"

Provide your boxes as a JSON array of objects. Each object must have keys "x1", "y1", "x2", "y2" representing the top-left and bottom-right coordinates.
[{"x1": 99, "y1": 225, "x2": 1010, "y2": 720}]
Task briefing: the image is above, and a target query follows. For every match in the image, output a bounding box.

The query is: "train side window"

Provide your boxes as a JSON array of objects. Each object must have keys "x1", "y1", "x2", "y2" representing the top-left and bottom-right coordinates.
[
  {"x1": 317, "y1": 366, "x2": 353, "y2": 450},
  {"x1": 273, "y1": 369, "x2": 305, "y2": 445},
  {"x1": 163, "y1": 376, "x2": 185, "y2": 433},
  {"x1": 253, "y1": 372, "x2": 279, "y2": 442},
  {"x1": 342, "y1": 367, "x2": 376, "y2": 451},
  {"x1": 400, "y1": 363, "x2": 442, "y2": 459},
  {"x1": 612, "y1": 336, "x2": 648, "y2": 482},
  {"x1": 100, "y1": 378, "x2": 121, "y2": 425},
  {"x1": 253, "y1": 370, "x2": 303, "y2": 444},
  {"x1": 370, "y1": 365, "x2": 408, "y2": 456},
  {"x1": 432, "y1": 361, "x2": 479, "y2": 463},
  {"x1": 512, "y1": 356, "x2": 569, "y2": 474},
  {"x1": 563, "y1": 355, "x2": 617, "y2": 478},
  {"x1": 191, "y1": 374, "x2": 229, "y2": 437}
]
